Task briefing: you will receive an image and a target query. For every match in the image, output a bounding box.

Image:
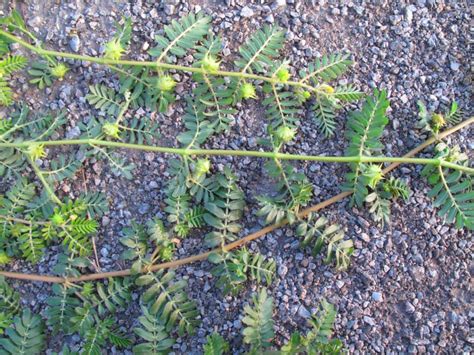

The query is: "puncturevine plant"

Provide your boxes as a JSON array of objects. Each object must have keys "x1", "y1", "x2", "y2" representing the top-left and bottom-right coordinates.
[{"x1": 0, "y1": 10, "x2": 472, "y2": 354}]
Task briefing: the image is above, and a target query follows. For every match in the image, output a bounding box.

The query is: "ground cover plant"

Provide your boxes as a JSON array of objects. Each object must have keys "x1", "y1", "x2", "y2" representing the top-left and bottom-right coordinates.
[{"x1": 0, "y1": 9, "x2": 472, "y2": 354}]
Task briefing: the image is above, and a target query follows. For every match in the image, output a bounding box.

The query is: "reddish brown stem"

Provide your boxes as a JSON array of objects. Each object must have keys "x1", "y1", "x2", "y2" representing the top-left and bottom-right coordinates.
[{"x1": 0, "y1": 118, "x2": 471, "y2": 284}]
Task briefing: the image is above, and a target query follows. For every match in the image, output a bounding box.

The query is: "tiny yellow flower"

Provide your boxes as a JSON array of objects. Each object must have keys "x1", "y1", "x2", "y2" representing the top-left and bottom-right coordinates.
[
  {"x1": 240, "y1": 83, "x2": 257, "y2": 99},
  {"x1": 432, "y1": 113, "x2": 445, "y2": 128},
  {"x1": 102, "y1": 122, "x2": 121, "y2": 139},
  {"x1": 201, "y1": 54, "x2": 220, "y2": 73},
  {"x1": 319, "y1": 84, "x2": 335, "y2": 94},
  {"x1": 50, "y1": 63, "x2": 69, "y2": 79},
  {"x1": 104, "y1": 38, "x2": 125, "y2": 61},
  {"x1": 156, "y1": 75, "x2": 176, "y2": 92},
  {"x1": 27, "y1": 144, "x2": 47, "y2": 160},
  {"x1": 275, "y1": 125, "x2": 297, "y2": 143}
]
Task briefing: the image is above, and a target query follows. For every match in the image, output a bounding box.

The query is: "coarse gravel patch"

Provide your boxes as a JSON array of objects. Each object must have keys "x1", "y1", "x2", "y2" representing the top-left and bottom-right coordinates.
[{"x1": 0, "y1": 0, "x2": 472, "y2": 353}]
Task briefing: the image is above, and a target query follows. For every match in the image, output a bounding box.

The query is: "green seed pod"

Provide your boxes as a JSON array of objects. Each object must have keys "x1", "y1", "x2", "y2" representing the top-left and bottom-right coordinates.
[
  {"x1": 104, "y1": 38, "x2": 125, "y2": 61},
  {"x1": 240, "y1": 82, "x2": 257, "y2": 99},
  {"x1": 275, "y1": 125, "x2": 297, "y2": 143},
  {"x1": 50, "y1": 63, "x2": 69, "y2": 79},
  {"x1": 50, "y1": 213, "x2": 65, "y2": 226},
  {"x1": 27, "y1": 144, "x2": 47, "y2": 160},
  {"x1": 201, "y1": 54, "x2": 220, "y2": 73},
  {"x1": 276, "y1": 68, "x2": 290, "y2": 83},
  {"x1": 156, "y1": 75, "x2": 177, "y2": 92},
  {"x1": 103, "y1": 122, "x2": 121, "y2": 139}
]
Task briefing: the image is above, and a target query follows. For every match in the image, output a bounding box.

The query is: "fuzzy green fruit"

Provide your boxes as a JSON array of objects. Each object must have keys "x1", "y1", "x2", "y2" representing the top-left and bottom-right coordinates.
[{"x1": 240, "y1": 83, "x2": 257, "y2": 99}]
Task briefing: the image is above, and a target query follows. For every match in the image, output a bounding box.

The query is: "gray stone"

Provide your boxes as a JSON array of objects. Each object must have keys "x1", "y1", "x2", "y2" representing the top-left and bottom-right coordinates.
[
  {"x1": 278, "y1": 264, "x2": 288, "y2": 277},
  {"x1": 406, "y1": 301, "x2": 416, "y2": 313},
  {"x1": 450, "y1": 61, "x2": 460, "y2": 71},
  {"x1": 241, "y1": 6, "x2": 254, "y2": 17},
  {"x1": 298, "y1": 305, "x2": 311, "y2": 319},
  {"x1": 364, "y1": 316, "x2": 376, "y2": 326},
  {"x1": 372, "y1": 292, "x2": 383, "y2": 302},
  {"x1": 164, "y1": 4, "x2": 175, "y2": 15},
  {"x1": 69, "y1": 35, "x2": 80, "y2": 52}
]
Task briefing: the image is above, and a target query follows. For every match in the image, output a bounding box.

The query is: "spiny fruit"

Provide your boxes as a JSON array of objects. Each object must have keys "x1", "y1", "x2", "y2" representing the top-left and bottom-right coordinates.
[
  {"x1": 157, "y1": 75, "x2": 177, "y2": 92},
  {"x1": 276, "y1": 68, "x2": 290, "y2": 83},
  {"x1": 50, "y1": 63, "x2": 69, "y2": 79},
  {"x1": 201, "y1": 54, "x2": 220, "y2": 73},
  {"x1": 102, "y1": 122, "x2": 121, "y2": 139},
  {"x1": 104, "y1": 38, "x2": 126, "y2": 60},
  {"x1": 241, "y1": 82, "x2": 257, "y2": 99},
  {"x1": 275, "y1": 125, "x2": 296, "y2": 143},
  {"x1": 27, "y1": 143, "x2": 47, "y2": 160}
]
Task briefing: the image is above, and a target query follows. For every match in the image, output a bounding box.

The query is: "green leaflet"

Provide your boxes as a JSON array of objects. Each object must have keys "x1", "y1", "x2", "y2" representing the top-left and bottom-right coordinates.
[
  {"x1": 0, "y1": 276, "x2": 20, "y2": 334},
  {"x1": 422, "y1": 144, "x2": 473, "y2": 230},
  {"x1": 150, "y1": 12, "x2": 211, "y2": 62},
  {"x1": 296, "y1": 213, "x2": 354, "y2": 271},
  {"x1": 204, "y1": 167, "x2": 245, "y2": 247},
  {"x1": 0, "y1": 309, "x2": 45, "y2": 354},
  {"x1": 343, "y1": 89, "x2": 389, "y2": 206},
  {"x1": 203, "y1": 332, "x2": 229, "y2": 355},
  {"x1": 242, "y1": 288, "x2": 275, "y2": 351},
  {"x1": 136, "y1": 270, "x2": 199, "y2": 336},
  {"x1": 133, "y1": 305, "x2": 175, "y2": 355}
]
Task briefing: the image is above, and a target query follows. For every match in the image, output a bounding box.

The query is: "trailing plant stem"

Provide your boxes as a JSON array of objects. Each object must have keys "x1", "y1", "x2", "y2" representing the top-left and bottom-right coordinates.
[
  {"x1": 26, "y1": 155, "x2": 62, "y2": 205},
  {"x1": 2, "y1": 137, "x2": 473, "y2": 173},
  {"x1": 1, "y1": 117, "x2": 471, "y2": 284},
  {"x1": 0, "y1": 30, "x2": 322, "y2": 94}
]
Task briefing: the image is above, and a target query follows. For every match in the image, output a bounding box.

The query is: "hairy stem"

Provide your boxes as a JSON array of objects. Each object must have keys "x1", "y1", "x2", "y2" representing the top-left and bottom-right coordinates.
[
  {"x1": 25, "y1": 155, "x2": 62, "y2": 205},
  {"x1": 2, "y1": 123, "x2": 472, "y2": 173},
  {"x1": 0, "y1": 30, "x2": 320, "y2": 93},
  {"x1": 0, "y1": 117, "x2": 470, "y2": 283}
]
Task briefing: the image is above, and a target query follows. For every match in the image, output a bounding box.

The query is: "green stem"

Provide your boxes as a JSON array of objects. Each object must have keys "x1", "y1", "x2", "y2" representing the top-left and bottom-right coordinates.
[
  {"x1": 0, "y1": 30, "x2": 319, "y2": 93},
  {"x1": 25, "y1": 155, "x2": 62, "y2": 205},
  {"x1": 2, "y1": 139, "x2": 472, "y2": 174}
]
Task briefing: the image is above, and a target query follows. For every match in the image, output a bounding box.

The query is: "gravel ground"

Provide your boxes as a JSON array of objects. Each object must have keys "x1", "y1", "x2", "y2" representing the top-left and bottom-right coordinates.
[{"x1": 1, "y1": 0, "x2": 472, "y2": 353}]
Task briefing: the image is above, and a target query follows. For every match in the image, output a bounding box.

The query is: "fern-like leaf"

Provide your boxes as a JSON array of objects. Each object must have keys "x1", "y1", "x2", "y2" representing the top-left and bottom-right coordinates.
[
  {"x1": 0, "y1": 79, "x2": 13, "y2": 106},
  {"x1": 299, "y1": 53, "x2": 352, "y2": 84},
  {"x1": 204, "y1": 168, "x2": 245, "y2": 247},
  {"x1": 343, "y1": 89, "x2": 390, "y2": 206},
  {"x1": 0, "y1": 277, "x2": 20, "y2": 334},
  {"x1": 136, "y1": 270, "x2": 199, "y2": 336},
  {"x1": 296, "y1": 213, "x2": 354, "y2": 270},
  {"x1": 0, "y1": 309, "x2": 45, "y2": 354},
  {"x1": 422, "y1": 145, "x2": 473, "y2": 230},
  {"x1": 150, "y1": 12, "x2": 211, "y2": 63},
  {"x1": 86, "y1": 84, "x2": 121, "y2": 115},
  {"x1": 235, "y1": 25, "x2": 285, "y2": 74},
  {"x1": 0, "y1": 55, "x2": 27, "y2": 75},
  {"x1": 306, "y1": 299, "x2": 337, "y2": 345},
  {"x1": 133, "y1": 305, "x2": 175, "y2": 355},
  {"x1": 312, "y1": 97, "x2": 337, "y2": 137},
  {"x1": 193, "y1": 36, "x2": 235, "y2": 132},
  {"x1": 242, "y1": 288, "x2": 274, "y2": 351},
  {"x1": 203, "y1": 332, "x2": 229, "y2": 355},
  {"x1": 46, "y1": 283, "x2": 80, "y2": 334}
]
